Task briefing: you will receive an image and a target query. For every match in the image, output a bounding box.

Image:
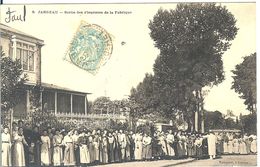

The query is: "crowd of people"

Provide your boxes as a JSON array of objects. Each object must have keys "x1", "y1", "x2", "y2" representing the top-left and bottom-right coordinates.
[{"x1": 1, "y1": 120, "x2": 257, "y2": 167}]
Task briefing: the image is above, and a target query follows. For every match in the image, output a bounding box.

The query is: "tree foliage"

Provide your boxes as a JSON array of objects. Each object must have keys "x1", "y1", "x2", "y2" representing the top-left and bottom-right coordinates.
[
  {"x1": 91, "y1": 96, "x2": 113, "y2": 114},
  {"x1": 131, "y1": 3, "x2": 238, "y2": 127},
  {"x1": 150, "y1": 3, "x2": 237, "y2": 88},
  {"x1": 240, "y1": 112, "x2": 256, "y2": 134},
  {"x1": 30, "y1": 84, "x2": 43, "y2": 109},
  {"x1": 204, "y1": 110, "x2": 225, "y2": 131},
  {"x1": 1, "y1": 50, "x2": 27, "y2": 112},
  {"x1": 232, "y1": 53, "x2": 256, "y2": 112}
]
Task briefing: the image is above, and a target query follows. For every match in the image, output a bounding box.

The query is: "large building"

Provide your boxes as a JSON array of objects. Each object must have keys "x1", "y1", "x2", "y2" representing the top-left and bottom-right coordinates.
[{"x1": 0, "y1": 23, "x2": 90, "y2": 119}]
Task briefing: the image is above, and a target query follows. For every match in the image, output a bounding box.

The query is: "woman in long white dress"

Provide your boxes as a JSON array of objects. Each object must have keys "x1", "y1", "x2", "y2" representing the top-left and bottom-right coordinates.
[
  {"x1": 166, "y1": 130, "x2": 175, "y2": 158},
  {"x1": 2, "y1": 126, "x2": 11, "y2": 167},
  {"x1": 223, "y1": 133, "x2": 229, "y2": 154},
  {"x1": 227, "y1": 133, "x2": 233, "y2": 154},
  {"x1": 250, "y1": 135, "x2": 257, "y2": 154},
  {"x1": 232, "y1": 137, "x2": 239, "y2": 154},
  {"x1": 142, "y1": 133, "x2": 152, "y2": 160},
  {"x1": 63, "y1": 131, "x2": 75, "y2": 166},
  {"x1": 239, "y1": 138, "x2": 247, "y2": 154},
  {"x1": 243, "y1": 134, "x2": 251, "y2": 154},
  {"x1": 53, "y1": 130, "x2": 63, "y2": 166},
  {"x1": 181, "y1": 133, "x2": 187, "y2": 156},
  {"x1": 134, "y1": 132, "x2": 143, "y2": 160},
  {"x1": 78, "y1": 131, "x2": 90, "y2": 165},
  {"x1": 177, "y1": 132, "x2": 183, "y2": 158},
  {"x1": 12, "y1": 127, "x2": 28, "y2": 167},
  {"x1": 207, "y1": 132, "x2": 217, "y2": 159},
  {"x1": 41, "y1": 130, "x2": 51, "y2": 166},
  {"x1": 158, "y1": 132, "x2": 168, "y2": 156}
]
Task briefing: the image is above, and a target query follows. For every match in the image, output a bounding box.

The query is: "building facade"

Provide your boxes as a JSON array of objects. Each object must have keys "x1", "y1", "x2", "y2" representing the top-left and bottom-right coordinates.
[{"x1": 0, "y1": 23, "x2": 89, "y2": 119}]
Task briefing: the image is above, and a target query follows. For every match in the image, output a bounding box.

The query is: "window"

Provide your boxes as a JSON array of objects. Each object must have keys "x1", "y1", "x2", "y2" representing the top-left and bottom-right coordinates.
[
  {"x1": 73, "y1": 95, "x2": 85, "y2": 114},
  {"x1": 57, "y1": 93, "x2": 71, "y2": 113},
  {"x1": 42, "y1": 91, "x2": 55, "y2": 112},
  {"x1": 16, "y1": 42, "x2": 35, "y2": 72}
]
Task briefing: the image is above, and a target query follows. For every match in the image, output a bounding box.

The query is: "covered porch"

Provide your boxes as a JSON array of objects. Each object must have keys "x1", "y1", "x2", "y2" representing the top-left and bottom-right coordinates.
[{"x1": 41, "y1": 83, "x2": 90, "y2": 116}]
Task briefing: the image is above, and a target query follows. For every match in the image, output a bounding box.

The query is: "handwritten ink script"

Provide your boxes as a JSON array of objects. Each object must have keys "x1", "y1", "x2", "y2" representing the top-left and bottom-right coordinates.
[{"x1": 5, "y1": 5, "x2": 26, "y2": 23}]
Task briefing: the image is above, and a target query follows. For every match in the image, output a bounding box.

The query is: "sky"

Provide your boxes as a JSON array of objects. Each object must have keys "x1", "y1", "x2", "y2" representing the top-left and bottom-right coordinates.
[{"x1": 0, "y1": 3, "x2": 256, "y2": 116}]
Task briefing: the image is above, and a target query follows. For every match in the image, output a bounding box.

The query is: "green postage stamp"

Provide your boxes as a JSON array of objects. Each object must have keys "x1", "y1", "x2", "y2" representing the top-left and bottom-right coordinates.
[{"x1": 66, "y1": 21, "x2": 113, "y2": 75}]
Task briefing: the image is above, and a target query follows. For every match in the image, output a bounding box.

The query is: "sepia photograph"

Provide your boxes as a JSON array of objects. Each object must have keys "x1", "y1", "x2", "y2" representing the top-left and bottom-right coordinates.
[{"x1": 0, "y1": 2, "x2": 257, "y2": 167}]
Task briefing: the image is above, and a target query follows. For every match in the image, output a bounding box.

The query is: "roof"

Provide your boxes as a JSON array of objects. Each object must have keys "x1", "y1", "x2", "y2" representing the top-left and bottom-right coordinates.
[
  {"x1": 0, "y1": 23, "x2": 44, "y2": 44},
  {"x1": 41, "y1": 82, "x2": 91, "y2": 95},
  {"x1": 25, "y1": 82, "x2": 91, "y2": 95}
]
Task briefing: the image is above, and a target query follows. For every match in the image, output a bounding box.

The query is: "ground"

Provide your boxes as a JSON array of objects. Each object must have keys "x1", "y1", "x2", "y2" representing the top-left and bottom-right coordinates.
[{"x1": 94, "y1": 155, "x2": 257, "y2": 167}]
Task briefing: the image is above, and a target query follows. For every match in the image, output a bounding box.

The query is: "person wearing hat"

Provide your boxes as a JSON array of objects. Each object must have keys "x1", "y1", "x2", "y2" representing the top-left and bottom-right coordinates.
[{"x1": 2, "y1": 125, "x2": 11, "y2": 167}]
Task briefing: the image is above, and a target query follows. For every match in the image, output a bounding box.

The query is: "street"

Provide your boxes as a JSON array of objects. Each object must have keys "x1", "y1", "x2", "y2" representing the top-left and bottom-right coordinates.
[{"x1": 94, "y1": 155, "x2": 257, "y2": 167}]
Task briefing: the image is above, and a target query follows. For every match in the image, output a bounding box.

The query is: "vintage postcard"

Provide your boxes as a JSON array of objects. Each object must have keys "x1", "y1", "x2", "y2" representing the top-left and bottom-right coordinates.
[{"x1": 0, "y1": 2, "x2": 256, "y2": 167}]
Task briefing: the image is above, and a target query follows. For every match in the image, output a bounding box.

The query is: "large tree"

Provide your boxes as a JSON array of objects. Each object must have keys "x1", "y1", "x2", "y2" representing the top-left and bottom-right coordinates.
[
  {"x1": 232, "y1": 53, "x2": 256, "y2": 113},
  {"x1": 132, "y1": 3, "x2": 238, "y2": 131},
  {"x1": 1, "y1": 49, "x2": 27, "y2": 112}
]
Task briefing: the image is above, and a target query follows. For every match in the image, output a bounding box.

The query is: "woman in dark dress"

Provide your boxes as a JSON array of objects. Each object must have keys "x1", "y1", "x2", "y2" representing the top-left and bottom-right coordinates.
[
  {"x1": 31, "y1": 126, "x2": 41, "y2": 167},
  {"x1": 88, "y1": 132, "x2": 95, "y2": 164},
  {"x1": 195, "y1": 134, "x2": 203, "y2": 159},
  {"x1": 108, "y1": 132, "x2": 115, "y2": 163},
  {"x1": 113, "y1": 131, "x2": 120, "y2": 162},
  {"x1": 100, "y1": 131, "x2": 108, "y2": 164},
  {"x1": 201, "y1": 134, "x2": 209, "y2": 158}
]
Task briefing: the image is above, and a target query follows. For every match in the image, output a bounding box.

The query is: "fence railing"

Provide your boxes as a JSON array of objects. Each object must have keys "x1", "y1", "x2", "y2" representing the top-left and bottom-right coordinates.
[{"x1": 54, "y1": 112, "x2": 127, "y2": 120}]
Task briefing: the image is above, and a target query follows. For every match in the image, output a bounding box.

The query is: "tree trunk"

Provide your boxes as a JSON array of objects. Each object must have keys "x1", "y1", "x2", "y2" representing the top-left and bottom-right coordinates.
[
  {"x1": 199, "y1": 89, "x2": 205, "y2": 133},
  {"x1": 10, "y1": 108, "x2": 13, "y2": 135}
]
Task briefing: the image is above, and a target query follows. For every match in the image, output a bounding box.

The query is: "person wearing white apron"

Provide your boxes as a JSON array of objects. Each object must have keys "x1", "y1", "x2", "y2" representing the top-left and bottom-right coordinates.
[
  {"x1": 207, "y1": 132, "x2": 217, "y2": 159},
  {"x1": 2, "y1": 126, "x2": 11, "y2": 167}
]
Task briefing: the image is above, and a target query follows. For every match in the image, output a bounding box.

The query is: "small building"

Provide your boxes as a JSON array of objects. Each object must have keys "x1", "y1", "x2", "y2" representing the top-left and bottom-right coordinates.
[
  {"x1": 0, "y1": 23, "x2": 90, "y2": 119},
  {"x1": 224, "y1": 110, "x2": 238, "y2": 121}
]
